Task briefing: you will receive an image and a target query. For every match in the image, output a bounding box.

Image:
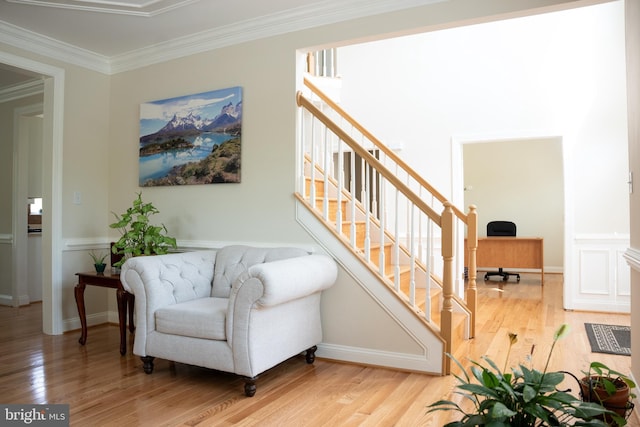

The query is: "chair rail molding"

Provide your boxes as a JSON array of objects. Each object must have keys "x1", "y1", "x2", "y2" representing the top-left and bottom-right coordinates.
[
  {"x1": 623, "y1": 247, "x2": 640, "y2": 272},
  {"x1": 63, "y1": 237, "x2": 318, "y2": 253}
]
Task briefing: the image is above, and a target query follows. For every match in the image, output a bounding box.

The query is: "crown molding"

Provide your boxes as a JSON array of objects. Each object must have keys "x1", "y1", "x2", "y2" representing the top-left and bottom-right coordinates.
[
  {"x1": 6, "y1": 0, "x2": 201, "y2": 17},
  {"x1": 0, "y1": 20, "x2": 111, "y2": 74},
  {"x1": 0, "y1": 78, "x2": 44, "y2": 103},
  {"x1": 110, "y1": 0, "x2": 445, "y2": 73},
  {"x1": 1, "y1": 0, "x2": 443, "y2": 75}
]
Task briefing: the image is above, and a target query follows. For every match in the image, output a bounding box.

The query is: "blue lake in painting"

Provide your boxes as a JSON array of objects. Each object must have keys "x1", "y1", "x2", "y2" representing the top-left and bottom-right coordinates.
[{"x1": 139, "y1": 132, "x2": 234, "y2": 185}]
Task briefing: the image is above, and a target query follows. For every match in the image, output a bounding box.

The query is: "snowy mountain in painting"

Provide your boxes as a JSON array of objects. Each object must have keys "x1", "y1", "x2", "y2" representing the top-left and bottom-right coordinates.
[
  {"x1": 140, "y1": 101, "x2": 242, "y2": 144},
  {"x1": 159, "y1": 112, "x2": 210, "y2": 133}
]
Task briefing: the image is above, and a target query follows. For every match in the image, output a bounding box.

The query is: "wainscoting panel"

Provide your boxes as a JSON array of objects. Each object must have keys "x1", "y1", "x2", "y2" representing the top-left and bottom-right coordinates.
[
  {"x1": 578, "y1": 249, "x2": 610, "y2": 295},
  {"x1": 571, "y1": 234, "x2": 630, "y2": 312}
]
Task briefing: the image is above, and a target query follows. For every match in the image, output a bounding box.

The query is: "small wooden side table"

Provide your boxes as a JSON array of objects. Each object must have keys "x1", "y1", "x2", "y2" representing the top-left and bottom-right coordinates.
[{"x1": 74, "y1": 271, "x2": 135, "y2": 355}]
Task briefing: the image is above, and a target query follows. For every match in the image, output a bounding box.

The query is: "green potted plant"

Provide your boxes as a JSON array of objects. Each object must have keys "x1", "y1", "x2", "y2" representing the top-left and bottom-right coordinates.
[
  {"x1": 89, "y1": 251, "x2": 108, "y2": 274},
  {"x1": 109, "y1": 192, "x2": 177, "y2": 268},
  {"x1": 427, "y1": 324, "x2": 619, "y2": 426},
  {"x1": 579, "y1": 361, "x2": 636, "y2": 425}
]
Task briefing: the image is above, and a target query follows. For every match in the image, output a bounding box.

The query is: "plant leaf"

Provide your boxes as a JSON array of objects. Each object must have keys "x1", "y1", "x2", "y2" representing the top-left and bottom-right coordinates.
[{"x1": 490, "y1": 402, "x2": 516, "y2": 418}]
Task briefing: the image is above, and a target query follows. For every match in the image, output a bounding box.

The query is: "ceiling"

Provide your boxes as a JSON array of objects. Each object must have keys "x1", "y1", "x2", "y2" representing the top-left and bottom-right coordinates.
[
  {"x1": 0, "y1": 0, "x2": 340, "y2": 57},
  {"x1": 0, "y1": 0, "x2": 439, "y2": 87}
]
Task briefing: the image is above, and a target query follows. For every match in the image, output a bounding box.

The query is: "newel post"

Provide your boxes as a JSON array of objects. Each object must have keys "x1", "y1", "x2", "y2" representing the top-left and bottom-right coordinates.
[
  {"x1": 441, "y1": 202, "x2": 455, "y2": 375},
  {"x1": 466, "y1": 205, "x2": 478, "y2": 339}
]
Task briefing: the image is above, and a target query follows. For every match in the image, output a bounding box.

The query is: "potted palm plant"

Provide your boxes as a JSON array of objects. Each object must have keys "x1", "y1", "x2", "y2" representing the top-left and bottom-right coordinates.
[
  {"x1": 109, "y1": 192, "x2": 177, "y2": 268},
  {"x1": 427, "y1": 324, "x2": 621, "y2": 426}
]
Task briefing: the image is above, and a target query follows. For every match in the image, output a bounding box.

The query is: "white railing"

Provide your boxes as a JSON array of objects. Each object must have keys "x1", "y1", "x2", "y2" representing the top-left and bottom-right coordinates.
[{"x1": 296, "y1": 76, "x2": 478, "y2": 373}]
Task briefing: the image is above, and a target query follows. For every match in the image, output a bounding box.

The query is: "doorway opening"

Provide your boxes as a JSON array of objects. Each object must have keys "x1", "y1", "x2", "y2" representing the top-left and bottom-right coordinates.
[
  {"x1": 1, "y1": 51, "x2": 65, "y2": 335},
  {"x1": 456, "y1": 135, "x2": 565, "y2": 285}
]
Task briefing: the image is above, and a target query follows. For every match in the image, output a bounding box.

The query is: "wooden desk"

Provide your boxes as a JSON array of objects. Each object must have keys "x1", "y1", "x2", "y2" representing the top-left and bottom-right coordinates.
[
  {"x1": 465, "y1": 237, "x2": 544, "y2": 284},
  {"x1": 74, "y1": 271, "x2": 135, "y2": 355}
]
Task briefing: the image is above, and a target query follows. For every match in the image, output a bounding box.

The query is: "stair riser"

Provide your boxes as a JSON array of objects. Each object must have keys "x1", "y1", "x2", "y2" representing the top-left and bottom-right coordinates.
[
  {"x1": 305, "y1": 178, "x2": 325, "y2": 197},
  {"x1": 341, "y1": 222, "x2": 366, "y2": 247},
  {"x1": 315, "y1": 199, "x2": 348, "y2": 221}
]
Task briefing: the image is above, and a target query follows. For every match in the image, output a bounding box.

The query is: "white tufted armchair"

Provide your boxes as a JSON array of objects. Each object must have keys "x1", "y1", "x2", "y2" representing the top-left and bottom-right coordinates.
[{"x1": 120, "y1": 245, "x2": 337, "y2": 396}]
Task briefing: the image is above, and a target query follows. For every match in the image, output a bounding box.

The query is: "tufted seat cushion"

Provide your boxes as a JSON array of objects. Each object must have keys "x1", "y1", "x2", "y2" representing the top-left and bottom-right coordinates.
[{"x1": 155, "y1": 297, "x2": 227, "y2": 340}]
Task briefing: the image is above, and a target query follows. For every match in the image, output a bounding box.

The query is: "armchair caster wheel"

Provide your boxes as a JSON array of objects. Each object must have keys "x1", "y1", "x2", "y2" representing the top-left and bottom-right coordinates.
[
  {"x1": 141, "y1": 356, "x2": 155, "y2": 374},
  {"x1": 305, "y1": 345, "x2": 318, "y2": 364},
  {"x1": 244, "y1": 377, "x2": 257, "y2": 397}
]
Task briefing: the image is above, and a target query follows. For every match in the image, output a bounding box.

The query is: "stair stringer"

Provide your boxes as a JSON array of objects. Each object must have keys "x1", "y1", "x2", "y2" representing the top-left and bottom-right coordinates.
[{"x1": 296, "y1": 199, "x2": 445, "y2": 374}]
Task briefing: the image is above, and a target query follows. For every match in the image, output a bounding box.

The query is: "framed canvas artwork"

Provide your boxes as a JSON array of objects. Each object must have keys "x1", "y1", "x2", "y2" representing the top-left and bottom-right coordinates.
[{"x1": 139, "y1": 86, "x2": 242, "y2": 186}]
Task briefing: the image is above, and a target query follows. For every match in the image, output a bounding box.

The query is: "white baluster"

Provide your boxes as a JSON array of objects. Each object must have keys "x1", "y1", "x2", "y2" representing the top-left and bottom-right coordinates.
[
  {"x1": 364, "y1": 156, "x2": 371, "y2": 263},
  {"x1": 309, "y1": 117, "x2": 316, "y2": 207},
  {"x1": 378, "y1": 176, "x2": 385, "y2": 277},
  {"x1": 349, "y1": 151, "x2": 356, "y2": 249},
  {"x1": 425, "y1": 212, "x2": 432, "y2": 322},
  {"x1": 322, "y1": 126, "x2": 329, "y2": 220},
  {"x1": 394, "y1": 185, "x2": 400, "y2": 292},
  {"x1": 336, "y1": 139, "x2": 343, "y2": 234},
  {"x1": 409, "y1": 204, "x2": 416, "y2": 307}
]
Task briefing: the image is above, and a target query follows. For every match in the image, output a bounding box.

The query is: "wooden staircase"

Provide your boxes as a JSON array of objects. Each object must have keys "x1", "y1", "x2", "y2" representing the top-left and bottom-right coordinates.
[
  {"x1": 304, "y1": 174, "x2": 469, "y2": 349},
  {"x1": 296, "y1": 76, "x2": 478, "y2": 374}
]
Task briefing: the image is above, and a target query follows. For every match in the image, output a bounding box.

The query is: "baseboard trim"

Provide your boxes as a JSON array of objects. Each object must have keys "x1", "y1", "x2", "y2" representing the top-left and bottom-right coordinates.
[
  {"x1": 476, "y1": 266, "x2": 562, "y2": 274},
  {"x1": 64, "y1": 311, "x2": 110, "y2": 332},
  {"x1": 0, "y1": 293, "x2": 30, "y2": 306},
  {"x1": 0, "y1": 294, "x2": 12, "y2": 306},
  {"x1": 316, "y1": 343, "x2": 439, "y2": 375}
]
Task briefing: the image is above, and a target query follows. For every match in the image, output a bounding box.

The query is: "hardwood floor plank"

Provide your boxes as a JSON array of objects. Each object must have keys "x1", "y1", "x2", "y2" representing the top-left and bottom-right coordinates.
[{"x1": 0, "y1": 275, "x2": 638, "y2": 426}]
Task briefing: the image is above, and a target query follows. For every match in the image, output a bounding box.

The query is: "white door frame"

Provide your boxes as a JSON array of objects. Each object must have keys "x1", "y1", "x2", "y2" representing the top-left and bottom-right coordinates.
[{"x1": 2, "y1": 51, "x2": 65, "y2": 335}]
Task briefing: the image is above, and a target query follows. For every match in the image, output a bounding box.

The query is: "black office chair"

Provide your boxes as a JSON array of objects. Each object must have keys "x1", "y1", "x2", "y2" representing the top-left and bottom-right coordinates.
[{"x1": 484, "y1": 221, "x2": 521, "y2": 282}]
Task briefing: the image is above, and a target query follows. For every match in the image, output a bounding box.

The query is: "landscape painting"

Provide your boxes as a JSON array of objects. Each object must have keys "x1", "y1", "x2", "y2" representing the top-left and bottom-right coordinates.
[{"x1": 138, "y1": 86, "x2": 242, "y2": 186}]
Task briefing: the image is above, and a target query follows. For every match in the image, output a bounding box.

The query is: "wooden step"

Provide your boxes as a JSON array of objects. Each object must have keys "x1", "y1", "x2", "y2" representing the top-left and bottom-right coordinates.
[
  {"x1": 305, "y1": 177, "x2": 325, "y2": 197},
  {"x1": 370, "y1": 242, "x2": 392, "y2": 269},
  {"x1": 388, "y1": 267, "x2": 447, "y2": 325},
  {"x1": 315, "y1": 198, "x2": 347, "y2": 221},
  {"x1": 339, "y1": 221, "x2": 366, "y2": 247}
]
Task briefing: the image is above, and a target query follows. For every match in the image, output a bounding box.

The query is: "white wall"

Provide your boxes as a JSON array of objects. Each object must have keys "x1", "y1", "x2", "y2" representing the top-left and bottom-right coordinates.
[
  {"x1": 337, "y1": 1, "x2": 628, "y2": 236},
  {"x1": 336, "y1": 2, "x2": 629, "y2": 308}
]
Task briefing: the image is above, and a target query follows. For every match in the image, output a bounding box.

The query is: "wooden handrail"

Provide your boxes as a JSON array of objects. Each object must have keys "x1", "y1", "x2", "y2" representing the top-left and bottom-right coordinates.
[
  {"x1": 304, "y1": 76, "x2": 467, "y2": 221},
  {"x1": 297, "y1": 91, "x2": 441, "y2": 225}
]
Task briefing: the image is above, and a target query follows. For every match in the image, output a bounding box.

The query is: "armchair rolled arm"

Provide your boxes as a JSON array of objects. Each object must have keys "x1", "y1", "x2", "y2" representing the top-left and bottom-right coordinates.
[
  {"x1": 227, "y1": 254, "x2": 337, "y2": 376},
  {"x1": 248, "y1": 254, "x2": 337, "y2": 307}
]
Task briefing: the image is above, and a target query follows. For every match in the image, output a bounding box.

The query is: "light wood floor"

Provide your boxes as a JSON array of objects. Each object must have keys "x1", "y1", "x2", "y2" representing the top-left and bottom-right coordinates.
[{"x1": 0, "y1": 273, "x2": 638, "y2": 426}]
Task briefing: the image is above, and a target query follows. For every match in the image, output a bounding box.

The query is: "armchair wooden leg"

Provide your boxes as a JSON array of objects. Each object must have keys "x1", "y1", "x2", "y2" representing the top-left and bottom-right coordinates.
[
  {"x1": 305, "y1": 345, "x2": 318, "y2": 364},
  {"x1": 244, "y1": 377, "x2": 257, "y2": 397},
  {"x1": 141, "y1": 356, "x2": 155, "y2": 374}
]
